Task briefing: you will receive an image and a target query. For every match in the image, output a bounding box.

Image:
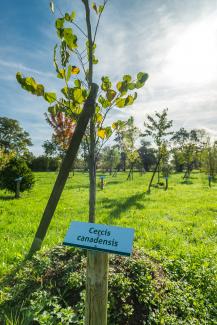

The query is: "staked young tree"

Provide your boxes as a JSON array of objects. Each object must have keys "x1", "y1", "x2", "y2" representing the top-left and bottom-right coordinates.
[
  {"x1": 142, "y1": 108, "x2": 173, "y2": 193},
  {"x1": 16, "y1": 2, "x2": 149, "y2": 324}
]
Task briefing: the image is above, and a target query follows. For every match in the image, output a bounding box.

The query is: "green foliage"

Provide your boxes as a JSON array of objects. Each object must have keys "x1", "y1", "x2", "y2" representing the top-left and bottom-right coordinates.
[
  {"x1": 0, "y1": 116, "x2": 32, "y2": 156},
  {"x1": 16, "y1": 2, "x2": 149, "y2": 149},
  {"x1": 0, "y1": 157, "x2": 34, "y2": 194},
  {"x1": 30, "y1": 156, "x2": 60, "y2": 172},
  {"x1": 0, "y1": 246, "x2": 216, "y2": 324}
]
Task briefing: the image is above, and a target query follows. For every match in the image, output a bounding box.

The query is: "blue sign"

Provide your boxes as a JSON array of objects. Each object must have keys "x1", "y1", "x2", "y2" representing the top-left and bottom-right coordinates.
[{"x1": 63, "y1": 221, "x2": 135, "y2": 256}]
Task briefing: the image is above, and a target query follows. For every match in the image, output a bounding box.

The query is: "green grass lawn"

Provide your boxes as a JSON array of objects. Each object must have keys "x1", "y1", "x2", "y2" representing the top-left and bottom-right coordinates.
[
  {"x1": 1, "y1": 171, "x2": 217, "y2": 323},
  {"x1": 0, "y1": 171, "x2": 216, "y2": 277}
]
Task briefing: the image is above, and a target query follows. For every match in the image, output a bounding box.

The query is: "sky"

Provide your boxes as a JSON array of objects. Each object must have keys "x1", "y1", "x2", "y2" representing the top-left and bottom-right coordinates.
[{"x1": 0, "y1": 0, "x2": 217, "y2": 154}]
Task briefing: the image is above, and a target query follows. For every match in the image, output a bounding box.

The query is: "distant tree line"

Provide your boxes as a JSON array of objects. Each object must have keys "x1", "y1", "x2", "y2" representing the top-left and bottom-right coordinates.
[{"x1": 0, "y1": 113, "x2": 216, "y2": 185}]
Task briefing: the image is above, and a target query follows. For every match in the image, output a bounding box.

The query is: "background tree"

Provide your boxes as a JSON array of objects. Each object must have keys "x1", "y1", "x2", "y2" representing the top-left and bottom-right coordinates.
[
  {"x1": 138, "y1": 140, "x2": 157, "y2": 172},
  {"x1": 201, "y1": 139, "x2": 217, "y2": 186},
  {"x1": 99, "y1": 145, "x2": 120, "y2": 174},
  {"x1": 114, "y1": 117, "x2": 140, "y2": 178},
  {"x1": 0, "y1": 117, "x2": 32, "y2": 157},
  {"x1": 0, "y1": 157, "x2": 34, "y2": 197},
  {"x1": 0, "y1": 149, "x2": 15, "y2": 171},
  {"x1": 172, "y1": 128, "x2": 207, "y2": 180},
  {"x1": 142, "y1": 108, "x2": 173, "y2": 193}
]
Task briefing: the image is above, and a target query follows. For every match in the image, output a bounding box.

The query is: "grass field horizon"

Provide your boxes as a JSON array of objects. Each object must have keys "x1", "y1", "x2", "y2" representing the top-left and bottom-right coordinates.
[{"x1": 0, "y1": 170, "x2": 216, "y2": 277}]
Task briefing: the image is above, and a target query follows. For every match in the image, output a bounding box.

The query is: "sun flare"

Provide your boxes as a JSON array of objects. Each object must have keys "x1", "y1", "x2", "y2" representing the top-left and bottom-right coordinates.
[{"x1": 165, "y1": 16, "x2": 217, "y2": 86}]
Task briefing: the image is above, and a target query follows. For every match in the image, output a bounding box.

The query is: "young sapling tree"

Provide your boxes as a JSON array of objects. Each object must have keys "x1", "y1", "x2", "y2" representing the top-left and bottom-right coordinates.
[{"x1": 142, "y1": 108, "x2": 173, "y2": 193}]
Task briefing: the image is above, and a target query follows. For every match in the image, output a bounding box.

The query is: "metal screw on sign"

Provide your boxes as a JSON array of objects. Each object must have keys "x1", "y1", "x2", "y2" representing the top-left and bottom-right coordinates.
[{"x1": 15, "y1": 176, "x2": 23, "y2": 198}]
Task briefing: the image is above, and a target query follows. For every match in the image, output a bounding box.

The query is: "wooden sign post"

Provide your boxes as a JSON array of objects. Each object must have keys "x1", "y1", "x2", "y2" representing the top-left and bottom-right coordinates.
[
  {"x1": 63, "y1": 221, "x2": 134, "y2": 325},
  {"x1": 100, "y1": 176, "x2": 105, "y2": 190},
  {"x1": 15, "y1": 177, "x2": 23, "y2": 198},
  {"x1": 208, "y1": 175, "x2": 212, "y2": 188}
]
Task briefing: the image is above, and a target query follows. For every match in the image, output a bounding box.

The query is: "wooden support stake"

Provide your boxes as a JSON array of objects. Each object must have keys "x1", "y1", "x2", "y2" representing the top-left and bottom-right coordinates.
[
  {"x1": 27, "y1": 83, "x2": 98, "y2": 258},
  {"x1": 15, "y1": 181, "x2": 21, "y2": 198},
  {"x1": 85, "y1": 251, "x2": 109, "y2": 325}
]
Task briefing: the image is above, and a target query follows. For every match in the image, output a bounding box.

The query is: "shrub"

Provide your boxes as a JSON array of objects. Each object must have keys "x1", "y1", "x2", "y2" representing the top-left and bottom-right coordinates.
[
  {"x1": 0, "y1": 157, "x2": 34, "y2": 194},
  {"x1": 0, "y1": 246, "x2": 216, "y2": 324}
]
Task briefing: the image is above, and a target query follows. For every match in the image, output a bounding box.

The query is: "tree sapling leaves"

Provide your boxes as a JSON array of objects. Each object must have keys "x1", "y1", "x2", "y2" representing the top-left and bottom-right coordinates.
[
  {"x1": 44, "y1": 92, "x2": 57, "y2": 104},
  {"x1": 63, "y1": 28, "x2": 78, "y2": 51}
]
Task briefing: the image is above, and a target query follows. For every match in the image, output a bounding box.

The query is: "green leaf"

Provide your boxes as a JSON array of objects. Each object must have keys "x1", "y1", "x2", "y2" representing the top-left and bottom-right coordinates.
[
  {"x1": 98, "y1": 95, "x2": 110, "y2": 108},
  {"x1": 57, "y1": 69, "x2": 65, "y2": 79},
  {"x1": 98, "y1": 5, "x2": 104, "y2": 14},
  {"x1": 44, "y1": 92, "x2": 57, "y2": 103},
  {"x1": 61, "y1": 87, "x2": 68, "y2": 98},
  {"x1": 63, "y1": 28, "x2": 77, "y2": 50},
  {"x1": 36, "y1": 84, "x2": 45, "y2": 96},
  {"x1": 128, "y1": 83, "x2": 136, "y2": 90},
  {"x1": 116, "y1": 81, "x2": 128, "y2": 95},
  {"x1": 112, "y1": 120, "x2": 126, "y2": 130},
  {"x1": 115, "y1": 98, "x2": 126, "y2": 108},
  {"x1": 92, "y1": 2, "x2": 98, "y2": 14},
  {"x1": 95, "y1": 112, "x2": 103, "y2": 124},
  {"x1": 48, "y1": 105, "x2": 56, "y2": 115},
  {"x1": 71, "y1": 11, "x2": 76, "y2": 21},
  {"x1": 137, "y1": 72, "x2": 148, "y2": 83},
  {"x1": 65, "y1": 13, "x2": 70, "y2": 21},
  {"x1": 66, "y1": 65, "x2": 71, "y2": 82},
  {"x1": 125, "y1": 95, "x2": 134, "y2": 106},
  {"x1": 93, "y1": 56, "x2": 99, "y2": 64},
  {"x1": 55, "y1": 18, "x2": 64, "y2": 29},
  {"x1": 123, "y1": 75, "x2": 132, "y2": 82},
  {"x1": 135, "y1": 81, "x2": 145, "y2": 89},
  {"x1": 74, "y1": 79, "x2": 81, "y2": 88},
  {"x1": 101, "y1": 76, "x2": 111, "y2": 91},
  {"x1": 25, "y1": 77, "x2": 37, "y2": 90},
  {"x1": 16, "y1": 72, "x2": 22, "y2": 83},
  {"x1": 72, "y1": 88, "x2": 84, "y2": 104}
]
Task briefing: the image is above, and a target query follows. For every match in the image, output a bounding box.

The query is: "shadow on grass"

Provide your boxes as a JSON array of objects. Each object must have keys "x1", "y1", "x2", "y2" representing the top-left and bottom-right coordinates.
[
  {"x1": 65, "y1": 184, "x2": 89, "y2": 190},
  {"x1": 99, "y1": 192, "x2": 147, "y2": 221},
  {"x1": 180, "y1": 180, "x2": 193, "y2": 185},
  {"x1": 0, "y1": 195, "x2": 15, "y2": 200}
]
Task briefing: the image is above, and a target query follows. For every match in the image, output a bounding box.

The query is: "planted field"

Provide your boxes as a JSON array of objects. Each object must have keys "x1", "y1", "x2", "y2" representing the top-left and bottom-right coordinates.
[
  {"x1": 0, "y1": 171, "x2": 217, "y2": 323},
  {"x1": 0, "y1": 171, "x2": 216, "y2": 275}
]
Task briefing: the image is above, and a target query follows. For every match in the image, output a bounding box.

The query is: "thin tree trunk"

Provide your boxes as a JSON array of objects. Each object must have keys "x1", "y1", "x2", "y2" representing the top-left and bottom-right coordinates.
[
  {"x1": 89, "y1": 117, "x2": 96, "y2": 223},
  {"x1": 27, "y1": 84, "x2": 98, "y2": 257},
  {"x1": 82, "y1": 1, "x2": 108, "y2": 325},
  {"x1": 165, "y1": 177, "x2": 168, "y2": 191},
  {"x1": 147, "y1": 157, "x2": 161, "y2": 193}
]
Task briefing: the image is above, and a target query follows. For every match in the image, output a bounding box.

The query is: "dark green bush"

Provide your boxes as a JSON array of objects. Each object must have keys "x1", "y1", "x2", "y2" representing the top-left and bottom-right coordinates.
[
  {"x1": 0, "y1": 157, "x2": 34, "y2": 194},
  {"x1": 0, "y1": 246, "x2": 216, "y2": 324}
]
